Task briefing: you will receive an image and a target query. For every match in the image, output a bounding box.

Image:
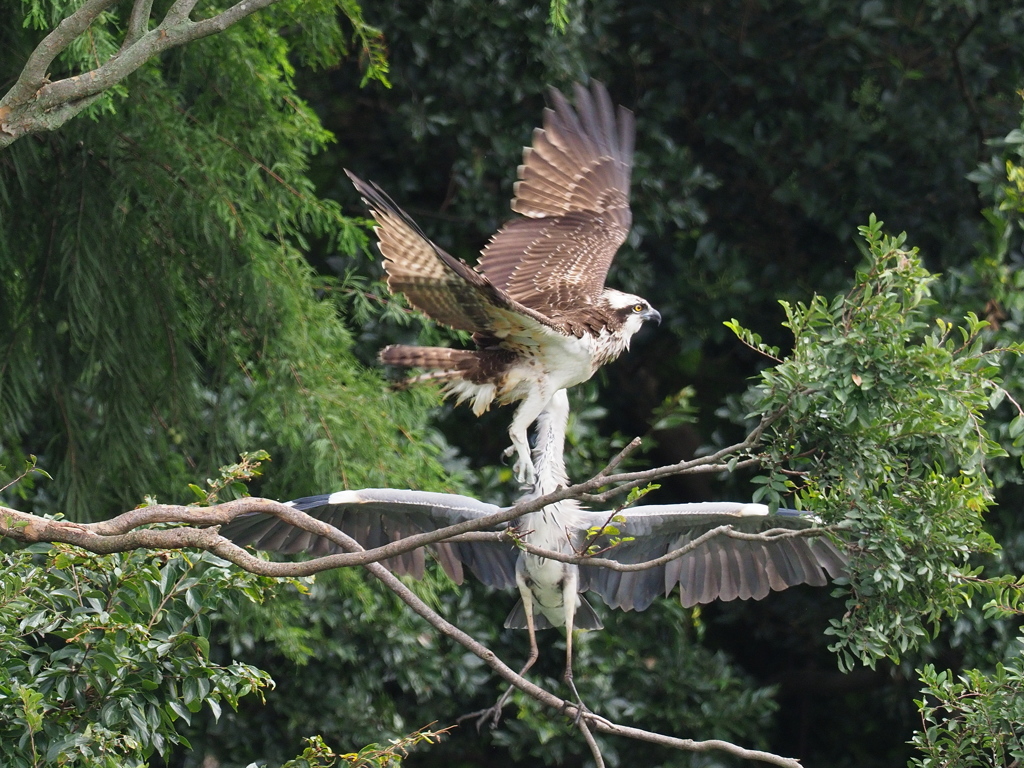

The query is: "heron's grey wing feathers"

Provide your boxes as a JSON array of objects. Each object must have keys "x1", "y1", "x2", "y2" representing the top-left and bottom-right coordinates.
[
  {"x1": 574, "y1": 503, "x2": 846, "y2": 610},
  {"x1": 223, "y1": 489, "x2": 520, "y2": 589},
  {"x1": 505, "y1": 600, "x2": 550, "y2": 630},
  {"x1": 809, "y1": 537, "x2": 848, "y2": 578}
]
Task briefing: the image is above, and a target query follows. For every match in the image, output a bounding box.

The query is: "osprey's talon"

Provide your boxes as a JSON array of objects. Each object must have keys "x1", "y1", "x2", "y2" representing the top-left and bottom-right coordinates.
[{"x1": 512, "y1": 453, "x2": 536, "y2": 487}]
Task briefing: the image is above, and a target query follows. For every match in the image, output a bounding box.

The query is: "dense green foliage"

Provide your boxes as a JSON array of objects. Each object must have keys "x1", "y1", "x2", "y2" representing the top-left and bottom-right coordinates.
[
  {"x1": 734, "y1": 219, "x2": 1012, "y2": 671},
  {"x1": 0, "y1": 0, "x2": 447, "y2": 520},
  {"x1": 0, "y1": 544, "x2": 274, "y2": 767},
  {"x1": 4, "y1": 0, "x2": 1024, "y2": 766},
  {"x1": 911, "y1": 661, "x2": 1024, "y2": 766}
]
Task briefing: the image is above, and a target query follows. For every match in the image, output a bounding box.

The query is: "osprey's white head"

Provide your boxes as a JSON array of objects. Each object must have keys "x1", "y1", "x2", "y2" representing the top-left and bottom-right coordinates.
[{"x1": 602, "y1": 288, "x2": 661, "y2": 350}]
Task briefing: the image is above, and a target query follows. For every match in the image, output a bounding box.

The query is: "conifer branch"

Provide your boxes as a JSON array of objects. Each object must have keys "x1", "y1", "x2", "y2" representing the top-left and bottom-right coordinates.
[
  {"x1": 122, "y1": 0, "x2": 156, "y2": 49},
  {"x1": 4, "y1": 0, "x2": 120, "y2": 109}
]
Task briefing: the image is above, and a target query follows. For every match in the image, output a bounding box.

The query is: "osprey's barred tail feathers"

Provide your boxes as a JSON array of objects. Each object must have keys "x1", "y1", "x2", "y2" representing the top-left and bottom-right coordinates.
[
  {"x1": 380, "y1": 345, "x2": 477, "y2": 373},
  {"x1": 380, "y1": 345, "x2": 515, "y2": 416}
]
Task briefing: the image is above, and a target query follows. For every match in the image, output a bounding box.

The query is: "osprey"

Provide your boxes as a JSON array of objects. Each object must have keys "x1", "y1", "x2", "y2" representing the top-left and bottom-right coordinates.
[{"x1": 347, "y1": 81, "x2": 660, "y2": 486}]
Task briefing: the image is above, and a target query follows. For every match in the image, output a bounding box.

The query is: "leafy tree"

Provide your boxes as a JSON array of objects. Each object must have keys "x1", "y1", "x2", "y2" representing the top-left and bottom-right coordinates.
[
  {"x1": 0, "y1": 543, "x2": 274, "y2": 767},
  {"x1": 5, "y1": 1, "x2": 1024, "y2": 767},
  {"x1": 0, "y1": 0, "x2": 446, "y2": 521}
]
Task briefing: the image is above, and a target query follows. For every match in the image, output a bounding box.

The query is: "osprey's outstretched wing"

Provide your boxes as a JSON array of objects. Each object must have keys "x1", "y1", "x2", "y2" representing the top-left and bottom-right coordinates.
[
  {"x1": 223, "y1": 489, "x2": 519, "y2": 589},
  {"x1": 346, "y1": 171, "x2": 560, "y2": 338},
  {"x1": 574, "y1": 504, "x2": 845, "y2": 610},
  {"x1": 478, "y1": 81, "x2": 635, "y2": 315},
  {"x1": 348, "y1": 84, "x2": 653, "y2": 484}
]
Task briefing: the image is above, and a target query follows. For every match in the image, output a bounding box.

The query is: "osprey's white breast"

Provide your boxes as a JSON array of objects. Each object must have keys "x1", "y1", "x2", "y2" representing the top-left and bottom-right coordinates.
[{"x1": 496, "y1": 328, "x2": 602, "y2": 403}]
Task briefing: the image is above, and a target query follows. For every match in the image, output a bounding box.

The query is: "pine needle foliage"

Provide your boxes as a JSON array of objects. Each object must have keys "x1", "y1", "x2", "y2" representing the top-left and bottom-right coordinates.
[{"x1": 0, "y1": 0, "x2": 447, "y2": 519}]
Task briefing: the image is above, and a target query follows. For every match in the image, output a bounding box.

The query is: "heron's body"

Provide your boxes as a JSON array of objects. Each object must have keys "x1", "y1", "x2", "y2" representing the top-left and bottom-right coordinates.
[
  {"x1": 223, "y1": 384, "x2": 844, "y2": 720},
  {"x1": 224, "y1": 380, "x2": 843, "y2": 624},
  {"x1": 502, "y1": 389, "x2": 601, "y2": 635},
  {"x1": 509, "y1": 500, "x2": 604, "y2": 631}
]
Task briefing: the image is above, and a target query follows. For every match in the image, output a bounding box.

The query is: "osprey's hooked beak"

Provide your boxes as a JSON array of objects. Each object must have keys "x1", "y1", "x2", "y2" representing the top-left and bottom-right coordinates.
[{"x1": 642, "y1": 307, "x2": 662, "y2": 325}]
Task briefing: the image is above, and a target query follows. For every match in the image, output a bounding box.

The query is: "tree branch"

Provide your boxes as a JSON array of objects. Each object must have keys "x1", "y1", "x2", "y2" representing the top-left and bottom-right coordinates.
[
  {"x1": 0, "y1": 499, "x2": 834, "y2": 580},
  {"x1": 590, "y1": 720, "x2": 801, "y2": 767},
  {"x1": 0, "y1": 0, "x2": 284, "y2": 148},
  {"x1": 121, "y1": 0, "x2": 156, "y2": 50},
  {"x1": 579, "y1": 411, "x2": 782, "y2": 503},
  {"x1": 3, "y1": 0, "x2": 120, "y2": 108},
  {"x1": 0, "y1": 499, "x2": 806, "y2": 766},
  {"x1": 0, "y1": 413, "x2": 808, "y2": 576},
  {"x1": 225, "y1": 509, "x2": 803, "y2": 768},
  {"x1": 0, "y1": 520, "x2": 808, "y2": 766},
  {"x1": 0, "y1": 493, "x2": 797, "y2": 765},
  {"x1": 518, "y1": 525, "x2": 837, "y2": 572},
  {"x1": 0, "y1": 412, "x2": 810, "y2": 765}
]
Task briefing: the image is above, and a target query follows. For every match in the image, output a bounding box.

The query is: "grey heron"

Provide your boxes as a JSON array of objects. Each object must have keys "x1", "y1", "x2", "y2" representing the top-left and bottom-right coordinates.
[{"x1": 224, "y1": 390, "x2": 845, "y2": 712}]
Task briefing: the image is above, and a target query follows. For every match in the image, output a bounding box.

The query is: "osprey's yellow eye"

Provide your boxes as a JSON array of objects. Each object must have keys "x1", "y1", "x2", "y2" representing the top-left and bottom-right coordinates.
[{"x1": 633, "y1": 304, "x2": 644, "y2": 313}]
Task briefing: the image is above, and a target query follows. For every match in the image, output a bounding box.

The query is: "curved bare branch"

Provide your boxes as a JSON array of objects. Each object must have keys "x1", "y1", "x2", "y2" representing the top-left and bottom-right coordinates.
[
  {"x1": 0, "y1": 0, "x2": 283, "y2": 148},
  {"x1": 0, "y1": 411, "x2": 823, "y2": 578}
]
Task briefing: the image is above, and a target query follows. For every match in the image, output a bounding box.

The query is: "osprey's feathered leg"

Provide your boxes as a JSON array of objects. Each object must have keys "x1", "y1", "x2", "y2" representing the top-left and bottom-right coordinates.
[
  {"x1": 503, "y1": 440, "x2": 535, "y2": 486},
  {"x1": 505, "y1": 387, "x2": 557, "y2": 487}
]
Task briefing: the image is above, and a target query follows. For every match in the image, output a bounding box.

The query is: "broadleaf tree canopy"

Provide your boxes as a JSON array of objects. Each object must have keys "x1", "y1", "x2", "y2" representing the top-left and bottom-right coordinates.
[{"x1": 3, "y1": 0, "x2": 1024, "y2": 766}]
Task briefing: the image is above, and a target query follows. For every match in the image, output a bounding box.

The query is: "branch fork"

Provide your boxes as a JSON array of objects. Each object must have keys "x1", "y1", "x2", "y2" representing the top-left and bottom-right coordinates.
[{"x1": 0, "y1": 0, "x2": 283, "y2": 148}]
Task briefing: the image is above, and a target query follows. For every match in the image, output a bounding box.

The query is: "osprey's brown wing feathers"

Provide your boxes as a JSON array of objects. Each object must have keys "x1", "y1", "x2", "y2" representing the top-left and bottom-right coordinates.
[
  {"x1": 478, "y1": 81, "x2": 634, "y2": 313},
  {"x1": 346, "y1": 171, "x2": 560, "y2": 336}
]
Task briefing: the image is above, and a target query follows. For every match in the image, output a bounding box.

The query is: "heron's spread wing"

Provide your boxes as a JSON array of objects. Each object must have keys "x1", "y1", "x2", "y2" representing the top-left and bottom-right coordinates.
[
  {"x1": 574, "y1": 503, "x2": 846, "y2": 610},
  {"x1": 223, "y1": 488, "x2": 520, "y2": 589},
  {"x1": 478, "y1": 81, "x2": 634, "y2": 313},
  {"x1": 346, "y1": 171, "x2": 557, "y2": 337}
]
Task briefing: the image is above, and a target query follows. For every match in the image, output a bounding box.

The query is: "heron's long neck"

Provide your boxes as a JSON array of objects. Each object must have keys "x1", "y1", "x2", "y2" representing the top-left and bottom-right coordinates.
[
  {"x1": 530, "y1": 389, "x2": 571, "y2": 498},
  {"x1": 520, "y1": 388, "x2": 586, "y2": 554}
]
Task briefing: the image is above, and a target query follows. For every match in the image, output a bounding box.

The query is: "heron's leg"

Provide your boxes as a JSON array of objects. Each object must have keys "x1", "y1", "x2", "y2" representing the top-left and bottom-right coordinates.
[
  {"x1": 471, "y1": 582, "x2": 541, "y2": 729},
  {"x1": 561, "y1": 583, "x2": 587, "y2": 720},
  {"x1": 521, "y1": 594, "x2": 541, "y2": 677},
  {"x1": 498, "y1": 584, "x2": 541, "y2": 702}
]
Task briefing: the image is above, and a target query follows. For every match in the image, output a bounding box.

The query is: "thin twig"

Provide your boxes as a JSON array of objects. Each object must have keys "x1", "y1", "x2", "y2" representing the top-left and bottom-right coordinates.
[
  {"x1": 596, "y1": 437, "x2": 644, "y2": 478},
  {"x1": 578, "y1": 718, "x2": 605, "y2": 768}
]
